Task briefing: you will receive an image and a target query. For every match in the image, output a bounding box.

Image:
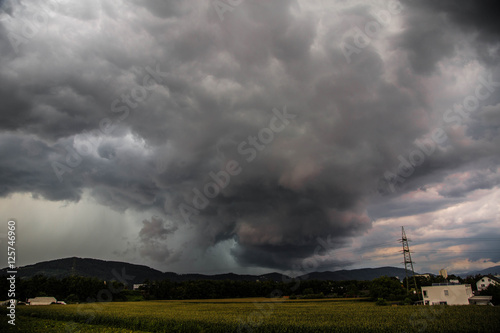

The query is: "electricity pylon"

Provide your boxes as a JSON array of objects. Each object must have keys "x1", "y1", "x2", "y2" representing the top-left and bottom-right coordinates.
[{"x1": 400, "y1": 226, "x2": 419, "y2": 297}]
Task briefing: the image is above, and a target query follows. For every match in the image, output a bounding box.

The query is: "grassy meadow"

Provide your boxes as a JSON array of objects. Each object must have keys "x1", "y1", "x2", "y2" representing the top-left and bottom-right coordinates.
[{"x1": 2, "y1": 298, "x2": 499, "y2": 332}]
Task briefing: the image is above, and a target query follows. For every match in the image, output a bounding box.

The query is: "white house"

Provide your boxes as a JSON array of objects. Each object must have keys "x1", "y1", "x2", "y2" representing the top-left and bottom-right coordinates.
[
  {"x1": 421, "y1": 284, "x2": 473, "y2": 305},
  {"x1": 476, "y1": 275, "x2": 500, "y2": 292},
  {"x1": 27, "y1": 297, "x2": 57, "y2": 305}
]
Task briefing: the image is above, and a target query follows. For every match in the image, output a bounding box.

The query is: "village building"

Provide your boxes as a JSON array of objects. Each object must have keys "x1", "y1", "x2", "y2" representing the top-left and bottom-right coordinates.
[
  {"x1": 421, "y1": 284, "x2": 473, "y2": 305},
  {"x1": 27, "y1": 297, "x2": 57, "y2": 305},
  {"x1": 415, "y1": 274, "x2": 431, "y2": 279},
  {"x1": 476, "y1": 275, "x2": 500, "y2": 292}
]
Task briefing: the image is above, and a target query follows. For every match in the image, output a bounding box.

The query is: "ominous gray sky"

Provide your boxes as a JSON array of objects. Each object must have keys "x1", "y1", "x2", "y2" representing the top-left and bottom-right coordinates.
[{"x1": 1, "y1": 0, "x2": 499, "y2": 276}]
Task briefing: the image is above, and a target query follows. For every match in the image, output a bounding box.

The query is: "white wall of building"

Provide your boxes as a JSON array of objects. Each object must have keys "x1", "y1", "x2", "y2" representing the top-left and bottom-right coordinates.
[{"x1": 421, "y1": 285, "x2": 473, "y2": 305}]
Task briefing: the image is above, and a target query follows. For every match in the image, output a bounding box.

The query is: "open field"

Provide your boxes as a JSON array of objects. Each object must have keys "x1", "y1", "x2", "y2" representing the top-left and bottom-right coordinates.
[{"x1": 2, "y1": 298, "x2": 500, "y2": 332}]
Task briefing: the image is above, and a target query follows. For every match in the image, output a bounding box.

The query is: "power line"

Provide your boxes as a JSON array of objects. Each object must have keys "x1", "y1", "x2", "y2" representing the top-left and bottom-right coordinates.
[
  {"x1": 318, "y1": 237, "x2": 500, "y2": 267},
  {"x1": 325, "y1": 239, "x2": 500, "y2": 256}
]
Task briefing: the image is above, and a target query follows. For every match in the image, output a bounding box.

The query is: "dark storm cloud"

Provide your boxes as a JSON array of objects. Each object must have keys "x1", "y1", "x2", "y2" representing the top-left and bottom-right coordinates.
[
  {"x1": 405, "y1": 0, "x2": 500, "y2": 65},
  {"x1": 409, "y1": 0, "x2": 500, "y2": 40},
  {"x1": 1, "y1": 0, "x2": 500, "y2": 271},
  {"x1": 0, "y1": 132, "x2": 82, "y2": 201},
  {"x1": 174, "y1": 182, "x2": 370, "y2": 268},
  {"x1": 396, "y1": 10, "x2": 456, "y2": 75}
]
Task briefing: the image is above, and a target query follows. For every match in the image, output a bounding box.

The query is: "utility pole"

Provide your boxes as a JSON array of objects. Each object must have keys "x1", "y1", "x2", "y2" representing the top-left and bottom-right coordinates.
[{"x1": 400, "y1": 226, "x2": 419, "y2": 298}]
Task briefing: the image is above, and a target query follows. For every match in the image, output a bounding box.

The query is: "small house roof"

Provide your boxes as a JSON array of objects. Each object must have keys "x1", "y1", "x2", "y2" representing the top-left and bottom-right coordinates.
[
  {"x1": 477, "y1": 275, "x2": 500, "y2": 284},
  {"x1": 469, "y1": 296, "x2": 492, "y2": 300}
]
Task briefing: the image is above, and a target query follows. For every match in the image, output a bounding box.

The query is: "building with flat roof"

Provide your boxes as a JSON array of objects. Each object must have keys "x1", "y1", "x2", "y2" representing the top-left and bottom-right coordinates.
[{"x1": 421, "y1": 284, "x2": 473, "y2": 305}]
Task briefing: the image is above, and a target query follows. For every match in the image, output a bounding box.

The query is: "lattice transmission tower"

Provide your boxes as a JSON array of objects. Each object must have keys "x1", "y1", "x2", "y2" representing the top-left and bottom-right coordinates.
[{"x1": 400, "y1": 226, "x2": 419, "y2": 296}]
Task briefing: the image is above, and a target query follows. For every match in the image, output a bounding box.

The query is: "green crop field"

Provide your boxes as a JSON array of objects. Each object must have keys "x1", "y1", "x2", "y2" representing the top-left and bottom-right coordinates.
[{"x1": 2, "y1": 298, "x2": 499, "y2": 332}]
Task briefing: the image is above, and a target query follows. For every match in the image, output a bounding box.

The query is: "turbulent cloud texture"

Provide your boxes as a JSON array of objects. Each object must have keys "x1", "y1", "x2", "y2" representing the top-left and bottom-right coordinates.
[{"x1": 1, "y1": 0, "x2": 499, "y2": 273}]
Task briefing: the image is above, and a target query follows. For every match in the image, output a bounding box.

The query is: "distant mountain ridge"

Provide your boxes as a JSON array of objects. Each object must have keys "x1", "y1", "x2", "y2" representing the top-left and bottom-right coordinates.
[
  {"x1": 299, "y1": 266, "x2": 413, "y2": 281},
  {"x1": 0, "y1": 257, "x2": 430, "y2": 285},
  {"x1": 459, "y1": 265, "x2": 500, "y2": 277},
  {"x1": 0, "y1": 258, "x2": 287, "y2": 284},
  {"x1": 1, "y1": 257, "x2": 165, "y2": 285}
]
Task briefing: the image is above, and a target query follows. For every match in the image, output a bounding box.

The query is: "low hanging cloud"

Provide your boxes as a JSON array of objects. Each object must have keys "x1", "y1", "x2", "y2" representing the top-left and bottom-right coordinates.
[
  {"x1": 1, "y1": 0, "x2": 500, "y2": 272},
  {"x1": 138, "y1": 216, "x2": 177, "y2": 262}
]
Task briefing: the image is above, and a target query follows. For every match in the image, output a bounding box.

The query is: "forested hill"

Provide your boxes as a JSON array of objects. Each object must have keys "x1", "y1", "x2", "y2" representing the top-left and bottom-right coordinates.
[
  {"x1": 300, "y1": 267, "x2": 414, "y2": 281},
  {"x1": 0, "y1": 258, "x2": 287, "y2": 284},
  {"x1": 3, "y1": 257, "x2": 415, "y2": 284},
  {"x1": 1, "y1": 257, "x2": 165, "y2": 284}
]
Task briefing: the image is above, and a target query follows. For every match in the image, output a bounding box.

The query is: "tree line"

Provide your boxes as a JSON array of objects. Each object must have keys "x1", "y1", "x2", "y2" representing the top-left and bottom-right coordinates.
[
  {"x1": 140, "y1": 278, "x2": 375, "y2": 300},
  {"x1": 2, "y1": 273, "x2": 497, "y2": 304},
  {"x1": 0, "y1": 275, "x2": 128, "y2": 303},
  {"x1": 0, "y1": 274, "x2": 384, "y2": 302}
]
